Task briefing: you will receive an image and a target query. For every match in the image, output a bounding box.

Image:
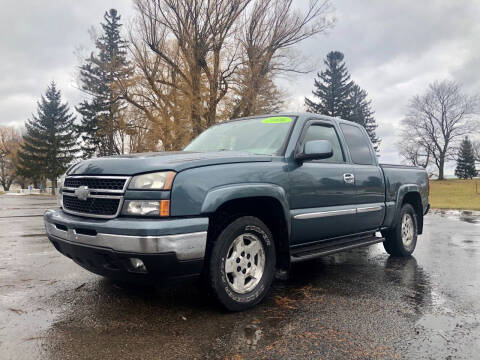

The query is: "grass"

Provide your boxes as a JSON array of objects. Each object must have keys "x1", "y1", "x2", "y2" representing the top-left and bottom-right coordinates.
[{"x1": 429, "y1": 179, "x2": 480, "y2": 211}]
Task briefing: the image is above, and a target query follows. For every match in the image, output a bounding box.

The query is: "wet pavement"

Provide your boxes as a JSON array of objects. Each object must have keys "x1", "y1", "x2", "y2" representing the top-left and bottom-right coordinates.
[{"x1": 0, "y1": 195, "x2": 479, "y2": 359}]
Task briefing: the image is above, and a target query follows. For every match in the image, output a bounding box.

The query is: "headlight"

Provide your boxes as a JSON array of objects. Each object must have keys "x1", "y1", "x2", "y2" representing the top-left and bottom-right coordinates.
[
  {"x1": 128, "y1": 171, "x2": 176, "y2": 190},
  {"x1": 122, "y1": 200, "x2": 170, "y2": 217}
]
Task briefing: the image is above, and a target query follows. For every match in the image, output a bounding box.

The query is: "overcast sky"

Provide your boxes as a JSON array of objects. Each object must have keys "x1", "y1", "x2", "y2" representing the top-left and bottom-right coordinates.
[{"x1": 1, "y1": 0, "x2": 479, "y2": 172}]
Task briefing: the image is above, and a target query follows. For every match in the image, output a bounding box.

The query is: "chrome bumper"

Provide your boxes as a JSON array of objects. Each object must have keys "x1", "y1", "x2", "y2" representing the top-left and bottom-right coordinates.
[{"x1": 44, "y1": 210, "x2": 208, "y2": 260}]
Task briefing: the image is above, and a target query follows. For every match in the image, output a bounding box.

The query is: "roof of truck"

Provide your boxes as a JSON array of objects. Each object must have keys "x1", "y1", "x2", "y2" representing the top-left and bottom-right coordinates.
[{"x1": 230, "y1": 112, "x2": 355, "y2": 125}]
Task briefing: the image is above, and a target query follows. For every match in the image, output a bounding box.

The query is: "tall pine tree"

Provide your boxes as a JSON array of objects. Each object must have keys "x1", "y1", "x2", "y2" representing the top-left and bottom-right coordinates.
[
  {"x1": 347, "y1": 84, "x2": 380, "y2": 150},
  {"x1": 305, "y1": 51, "x2": 353, "y2": 118},
  {"x1": 77, "y1": 9, "x2": 132, "y2": 158},
  {"x1": 305, "y1": 51, "x2": 380, "y2": 150},
  {"x1": 455, "y1": 137, "x2": 477, "y2": 179},
  {"x1": 17, "y1": 82, "x2": 77, "y2": 194}
]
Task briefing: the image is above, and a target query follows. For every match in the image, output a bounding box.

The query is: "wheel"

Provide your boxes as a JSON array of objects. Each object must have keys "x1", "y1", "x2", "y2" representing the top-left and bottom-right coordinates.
[
  {"x1": 383, "y1": 203, "x2": 418, "y2": 257},
  {"x1": 207, "y1": 216, "x2": 276, "y2": 311}
]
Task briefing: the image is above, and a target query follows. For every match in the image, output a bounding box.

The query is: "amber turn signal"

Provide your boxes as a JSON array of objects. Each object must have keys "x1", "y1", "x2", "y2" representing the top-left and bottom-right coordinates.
[{"x1": 160, "y1": 200, "x2": 170, "y2": 217}]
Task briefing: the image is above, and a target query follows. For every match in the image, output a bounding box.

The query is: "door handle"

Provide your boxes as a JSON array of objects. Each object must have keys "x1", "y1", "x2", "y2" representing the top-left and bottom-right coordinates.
[{"x1": 343, "y1": 173, "x2": 355, "y2": 184}]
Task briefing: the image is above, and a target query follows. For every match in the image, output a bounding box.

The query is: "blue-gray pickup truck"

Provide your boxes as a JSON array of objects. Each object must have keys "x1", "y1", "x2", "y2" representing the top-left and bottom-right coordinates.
[{"x1": 44, "y1": 113, "x2": 429, "y2": 310}]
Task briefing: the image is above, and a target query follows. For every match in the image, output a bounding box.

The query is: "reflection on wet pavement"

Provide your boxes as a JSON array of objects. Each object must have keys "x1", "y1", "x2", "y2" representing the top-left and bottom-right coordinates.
[
  {"x1": 432, "y1": 208, "x2": 480, "y2": 224},
  {"x1": 1, "y1": 195, "x2": 479, "y2": 359}
]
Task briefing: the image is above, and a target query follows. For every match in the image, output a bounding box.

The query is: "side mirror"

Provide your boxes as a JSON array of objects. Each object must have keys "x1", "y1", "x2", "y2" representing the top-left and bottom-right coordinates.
[{"x1": 295, "y1": 140, "x2": 333, "y2": 161}]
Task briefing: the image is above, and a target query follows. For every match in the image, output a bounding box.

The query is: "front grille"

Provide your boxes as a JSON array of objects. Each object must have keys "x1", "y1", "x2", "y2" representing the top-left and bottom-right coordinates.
[
  {"x1": 61, "y1": 176, "x2": 129, "y2": 218},
  {"x1": 64, "y1": 177, "x2": 126, "y2": 191},
  {"x1": 63, "y1": 195, "x2": 120, "y2": 217}
]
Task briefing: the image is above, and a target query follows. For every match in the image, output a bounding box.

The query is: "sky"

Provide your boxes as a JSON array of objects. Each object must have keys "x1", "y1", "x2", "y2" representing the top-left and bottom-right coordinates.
[{"x1": 0, "y1": 0, "x2": 479, "y2": 173}]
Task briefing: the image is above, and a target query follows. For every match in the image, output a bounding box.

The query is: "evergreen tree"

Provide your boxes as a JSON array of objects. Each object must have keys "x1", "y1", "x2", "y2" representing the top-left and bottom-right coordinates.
[
  {"x1": 305, "y1": 50, "x2": 380, "y2": 149},
  {"x1": 305, "y1": 51, "x2": 353, "y2": 118},
  {"x1": 455, "y1": 137, "x2": 477, "y2": 179},
  {"x1": 347, "y1": 84, "x2": 380, "y2": 150},
  {"x1": 17, "y1": 82, "x2": 77, "y2": 194},
  {"x1": 77, "y1": 9, "x2": 132, "y2": 158}
]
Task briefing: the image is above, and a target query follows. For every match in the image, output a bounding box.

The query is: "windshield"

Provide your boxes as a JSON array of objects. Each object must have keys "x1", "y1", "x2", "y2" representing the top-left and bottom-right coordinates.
[{"x1": 184, "y1": 116, "x2": 294, "y2": 155}]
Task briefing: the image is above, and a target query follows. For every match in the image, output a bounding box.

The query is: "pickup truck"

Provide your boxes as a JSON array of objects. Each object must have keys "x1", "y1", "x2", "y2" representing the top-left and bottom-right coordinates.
[{"x1": 44, "y1": 113, "x2": 429, "y2": 311}]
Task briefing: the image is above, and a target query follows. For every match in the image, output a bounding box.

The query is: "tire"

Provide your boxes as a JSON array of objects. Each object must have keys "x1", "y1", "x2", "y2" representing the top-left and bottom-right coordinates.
[
  {"x1": 207, "y1": 216, "x2": 276, "y2": 311},
  {"x1": 383, "y1": 203, "x2": 418, "y2": 257}
]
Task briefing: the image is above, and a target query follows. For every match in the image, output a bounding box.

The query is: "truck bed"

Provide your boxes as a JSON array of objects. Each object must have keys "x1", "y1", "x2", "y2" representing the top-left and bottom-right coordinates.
[{"x1": 380, "y1": 163, "x2": 429, "y2": 205}]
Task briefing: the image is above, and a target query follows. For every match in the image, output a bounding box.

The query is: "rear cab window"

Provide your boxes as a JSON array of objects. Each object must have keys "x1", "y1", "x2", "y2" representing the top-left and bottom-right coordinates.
[{"x1": 339, "y1": 123, "x2": 375, "y2": 165}]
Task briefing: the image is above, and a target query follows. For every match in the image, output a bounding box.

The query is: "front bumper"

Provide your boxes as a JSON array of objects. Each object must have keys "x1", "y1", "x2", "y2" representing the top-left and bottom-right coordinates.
[{"x1": 44, "y1": 209, "x2": 209, "y2": 281}]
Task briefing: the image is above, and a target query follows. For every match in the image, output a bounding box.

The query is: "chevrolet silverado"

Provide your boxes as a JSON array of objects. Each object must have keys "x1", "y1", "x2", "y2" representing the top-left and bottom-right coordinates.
[{"x1": 44, "y1": 113, "x2": 429, "y2": 311}]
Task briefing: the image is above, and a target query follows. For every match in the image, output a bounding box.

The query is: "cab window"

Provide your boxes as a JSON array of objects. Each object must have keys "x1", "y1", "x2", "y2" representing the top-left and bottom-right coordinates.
[{"x1": 300, "y1": 124, "x2": 345, "y2": 163}]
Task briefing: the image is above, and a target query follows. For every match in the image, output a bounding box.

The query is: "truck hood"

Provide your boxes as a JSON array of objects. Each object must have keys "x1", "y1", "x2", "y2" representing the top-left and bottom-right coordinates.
[{"x1": 67, "y1": 151, "x2": 273, "y2": 176}]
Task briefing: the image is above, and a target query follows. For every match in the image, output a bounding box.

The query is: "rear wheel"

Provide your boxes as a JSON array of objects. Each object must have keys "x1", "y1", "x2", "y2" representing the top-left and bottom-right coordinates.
[
  {"x1": 207, "y1": 216, "x2": 276, "y2": 311},
  {"x1": 383, "y1": 203, "x2": 418, "y2": 257}
]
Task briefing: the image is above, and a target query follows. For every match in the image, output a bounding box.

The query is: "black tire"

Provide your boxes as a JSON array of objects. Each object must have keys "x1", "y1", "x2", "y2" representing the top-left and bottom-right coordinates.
[
  {"x1": 207, "y1": 216, "x2": 276, "y2": 311},
  {"x1": 383, "y1": 203, "x2": 418, "y2": 257}
]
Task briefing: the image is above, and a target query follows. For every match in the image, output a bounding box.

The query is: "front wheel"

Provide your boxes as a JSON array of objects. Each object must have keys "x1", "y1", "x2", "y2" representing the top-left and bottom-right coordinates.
[
  {"x1": 383, "y1": 203, "x2": 418, "y2": 257},
  {"x1": 207, "y1": 216, "x2": 276, "y2": 311}
]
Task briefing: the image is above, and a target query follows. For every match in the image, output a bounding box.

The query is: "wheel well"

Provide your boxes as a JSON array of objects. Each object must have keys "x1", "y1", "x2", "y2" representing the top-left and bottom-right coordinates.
[
  {"x1": 402, "y1": 192, "x2": 423, "y2": 234},
  {"x1": 206, "y1": 197, "x2": 290, "y2": 271}
]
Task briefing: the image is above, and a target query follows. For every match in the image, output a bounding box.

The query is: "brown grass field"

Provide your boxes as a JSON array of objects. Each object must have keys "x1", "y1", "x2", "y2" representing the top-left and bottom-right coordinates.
[{"x1": 429, "y1": 179, "x2": 480, "y2": 211}]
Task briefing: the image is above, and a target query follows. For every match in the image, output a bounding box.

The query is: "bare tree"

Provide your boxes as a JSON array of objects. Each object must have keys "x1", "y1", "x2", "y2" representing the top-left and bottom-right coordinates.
[
  {"x1": 134, "y1": 0, "x2": 251, "y2": 137},
  {"x1": 222, "y1": 72, "x2": 287, "y2": 120},
  {"x1": 400, "y1": 81, "x2": 479, "y2": 180},
  {"x1": 398, "y1": 131, "x2": 431, "y2": 168},
  {"x1": 118, "y1": 29, "x2": 191, "y2": 151},
  {"x1": 0, "y1": 127, "x2": 22, "y2": 191},
  {"x1": 231, "y1": 0, "x2": 334, "y2": 118},
  {"x1": 120, "y1": 0, "x2": 334, "y2": 151}
]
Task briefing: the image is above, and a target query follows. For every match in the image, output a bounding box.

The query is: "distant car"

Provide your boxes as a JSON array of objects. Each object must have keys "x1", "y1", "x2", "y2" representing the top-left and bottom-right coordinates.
[{"x1": 44, "y1": 113, "x2": 429, "y2": 311}]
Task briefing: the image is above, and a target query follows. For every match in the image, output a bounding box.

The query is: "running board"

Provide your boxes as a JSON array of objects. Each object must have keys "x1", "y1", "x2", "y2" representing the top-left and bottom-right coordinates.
[{"x1": 290, "y1": 235, "x2": 385, "y2": 263}]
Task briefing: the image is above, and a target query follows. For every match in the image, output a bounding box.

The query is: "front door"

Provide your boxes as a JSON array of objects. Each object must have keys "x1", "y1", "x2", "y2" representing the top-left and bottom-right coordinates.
[{"x1": 289, "y1": 121, "x2": 357, "y2": 245}]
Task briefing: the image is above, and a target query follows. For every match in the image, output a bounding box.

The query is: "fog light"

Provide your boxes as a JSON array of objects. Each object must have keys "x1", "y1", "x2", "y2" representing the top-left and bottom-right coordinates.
[{"x1": 129, "y1": 258, "x2": 147, "y2": 273}]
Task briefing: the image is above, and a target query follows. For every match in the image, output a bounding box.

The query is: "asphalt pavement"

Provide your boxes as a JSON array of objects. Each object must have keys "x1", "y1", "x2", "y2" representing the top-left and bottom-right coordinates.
[{"x1": 0, "y1": 194, "x2": 479, "y2": 359}]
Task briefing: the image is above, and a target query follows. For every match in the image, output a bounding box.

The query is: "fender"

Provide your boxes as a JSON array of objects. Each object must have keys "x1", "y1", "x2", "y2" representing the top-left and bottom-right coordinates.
[
  {"x1": 390, "y1": 184, "x2": 422, "y2": 228},
  {"x1": 200, "y1": 183, "x2": 291, "y2": 235}
]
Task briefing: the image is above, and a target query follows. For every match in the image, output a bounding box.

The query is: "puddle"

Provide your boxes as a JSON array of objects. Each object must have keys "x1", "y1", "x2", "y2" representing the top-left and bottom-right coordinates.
[
  {"x1": 431, "y1": 209, "x2": 480, "y2": 224},
  {"x1": 0, "y1": 214, "x2": 45, "y2": 218},
  {"x1": 230, "y1": 322, "x2": 263, "y2": 351},
  {"x1": 459, "y1": 212, "x2": 479, "y2": 224},
  {"x1": 0, "y1": 233, "x2": 46, "y2": 238},
  {"x1": 417, "y1": 313, "x2": 456, "y2": 331}
]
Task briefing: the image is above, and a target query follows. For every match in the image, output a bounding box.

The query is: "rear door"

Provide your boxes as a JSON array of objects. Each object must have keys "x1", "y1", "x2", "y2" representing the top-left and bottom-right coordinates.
[
  {"x1": 289, "y1": 120, "x2": 357, "y2": 245},
  {"x1": 339, "y1": 123, "x2": 385, "y2": 233}
]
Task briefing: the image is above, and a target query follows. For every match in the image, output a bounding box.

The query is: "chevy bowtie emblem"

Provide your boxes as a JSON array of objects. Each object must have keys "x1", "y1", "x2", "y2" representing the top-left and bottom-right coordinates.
[{"x1": 74, "y1": 186, "x2": 90, "y2": 201}]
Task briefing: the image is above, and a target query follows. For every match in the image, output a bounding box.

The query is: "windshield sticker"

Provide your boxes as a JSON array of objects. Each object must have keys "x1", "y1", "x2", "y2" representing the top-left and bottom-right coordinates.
[{"x1": 262, "y1": 116, "x2": 292, "y2": 124}]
